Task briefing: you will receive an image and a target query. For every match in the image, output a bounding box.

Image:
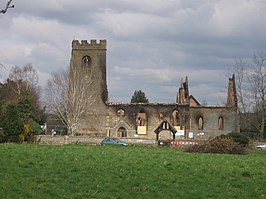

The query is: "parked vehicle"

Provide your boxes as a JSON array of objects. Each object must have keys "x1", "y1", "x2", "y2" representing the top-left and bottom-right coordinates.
[
  {"x1": 101, "y1": 138, "x2": 128, "y2": 146},
  {"x1": 256, "y1": 144, "x2": 266, "y2": 150}
]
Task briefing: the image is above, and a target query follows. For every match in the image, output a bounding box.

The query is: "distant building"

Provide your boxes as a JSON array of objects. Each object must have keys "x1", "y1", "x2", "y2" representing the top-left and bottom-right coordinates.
[
  {"x1": 45, "y1": 114, "x2": 67, "y2": 135},
  {"x1": 69, "y1": 39, "x2": 238, "y2": 140}
]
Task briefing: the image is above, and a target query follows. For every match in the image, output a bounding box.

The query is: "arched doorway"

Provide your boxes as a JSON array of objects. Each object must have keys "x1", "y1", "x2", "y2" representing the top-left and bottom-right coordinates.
[{"x1": 117, "y1": 127, "x2": 127, "y2": 137}]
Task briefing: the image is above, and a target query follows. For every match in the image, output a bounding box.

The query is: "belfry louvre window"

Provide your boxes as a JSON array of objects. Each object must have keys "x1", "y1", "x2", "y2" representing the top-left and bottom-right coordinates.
[
  {"x1": 82, "y1": 55, "x2": 92, "y2": 75},
  {"x1": 198, "y1": 116, "x2": 204, "y2": 130}
]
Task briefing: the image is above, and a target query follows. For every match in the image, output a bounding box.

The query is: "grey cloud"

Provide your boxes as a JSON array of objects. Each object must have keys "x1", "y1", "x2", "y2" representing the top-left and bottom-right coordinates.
[{"x1": 1, "y1": 0, "x2": 266, "y2": 104}]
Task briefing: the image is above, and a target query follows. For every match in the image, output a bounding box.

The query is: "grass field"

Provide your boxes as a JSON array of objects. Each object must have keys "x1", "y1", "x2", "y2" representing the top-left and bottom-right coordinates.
[{"x1": 0, "y1": 144, "x2": 265, "y2": 199}]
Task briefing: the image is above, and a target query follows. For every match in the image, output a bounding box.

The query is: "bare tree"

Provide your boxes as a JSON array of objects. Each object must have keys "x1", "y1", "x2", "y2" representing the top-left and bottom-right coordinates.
[
  {"x1": 0, "y1": 63, "x2": 6, "y2": 82},
  {"x1": 234, "y1": 52, "x2": 266, "y2": 139},
  {"x1": 8, "y1": 63, "x2": 39, "y2": 96},
  {"x1": 0, "y1": 63, "x2": 5, "y2": 69},
  {"x1": 0, "y1": 0, "x2": 14, "y2": 14},
  {"x1": 46, "y1": 63, "x2": 95, "y2": 135}
]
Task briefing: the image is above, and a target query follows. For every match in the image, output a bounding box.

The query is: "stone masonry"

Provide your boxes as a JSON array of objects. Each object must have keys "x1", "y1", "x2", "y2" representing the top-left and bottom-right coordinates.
[{"x1": 67, "y1": 39, "x2": 239, "y2": 140}]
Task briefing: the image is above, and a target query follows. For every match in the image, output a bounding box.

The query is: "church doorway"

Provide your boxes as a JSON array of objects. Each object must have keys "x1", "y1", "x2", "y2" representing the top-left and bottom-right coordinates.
[{"x1": 117, "y1": 127, "x2": 127, "y2": 137}]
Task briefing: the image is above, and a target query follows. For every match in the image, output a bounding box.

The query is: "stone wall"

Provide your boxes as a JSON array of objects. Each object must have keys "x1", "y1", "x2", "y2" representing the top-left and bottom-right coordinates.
[
  {"x1": 190, "y1": 106, "x2": 239, "y2": 139},
  {"x1": 107, "y1": 103, "x2": 190, "y2": 139},
  {"x1": 35, "y1": 135, "x2": 157, "y2": 146}
]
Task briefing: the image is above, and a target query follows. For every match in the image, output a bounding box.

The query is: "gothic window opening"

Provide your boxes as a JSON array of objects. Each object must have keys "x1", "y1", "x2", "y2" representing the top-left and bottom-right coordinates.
[
  {"x1": 198, "y1": 116, "x2": 204, "y2": 130},
  {"x1": 137, "y1": 109, "x2": 147, "y2": 126},
  {"x1": 136, "y1": 109, "x2": 147, "y2": 134},
  {"x1": 218, "y1": 117, "x2": 224, "y2": 130},
  {"x1": 170, "y1": 110, "x2": 180, "y2": 127},
  {"x1": 117, "y1": 127, "x2": 127, "y2": 137}
]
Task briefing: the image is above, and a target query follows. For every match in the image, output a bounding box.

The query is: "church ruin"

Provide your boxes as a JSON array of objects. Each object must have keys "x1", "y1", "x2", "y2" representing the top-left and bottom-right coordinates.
[{"x1": 70, "y1": 39, "x2": 239, "y2": 140}]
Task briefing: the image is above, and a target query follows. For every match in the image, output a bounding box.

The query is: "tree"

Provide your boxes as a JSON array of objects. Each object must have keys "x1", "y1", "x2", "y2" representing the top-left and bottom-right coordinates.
[
  {"x1": 234, "y1": 52, "x2": 266, "y2": 139},
  {"x1": 0, "y1": 81, "x2": 12, "y2": 102},
  {"x1": 6, "y1": 64, "x2": 42, "y2": 122},
  {"x1": 46, "y1": 63, "x2": 95, "y2": 135},
  {"x1": 17, "y1": 91, "x2": 42, "y2": 122},
  {"x1": 0, "y1": 64, "x2": 43, "y2": 143},
  {"x1": 130, "y1": 90, "x2": 149, "y2": 103},
  {"x1": 0, "y1": 63, "x2": 6, "y2": 82},
  {"x1": 0, "y1": 104, "x2": 23, "y2": 142},
  {"x1": 0, "y1": 0, "x2": 14, "y2": 14},
  {"x1": 0, "y1": 94, "x2": 42, "y2": 143},
  {"x1": 8, "y1": 63, "x2": 39, "y2": 96}
]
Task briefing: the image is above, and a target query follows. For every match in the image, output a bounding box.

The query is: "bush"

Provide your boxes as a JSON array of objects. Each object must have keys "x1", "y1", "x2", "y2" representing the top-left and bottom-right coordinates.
[
  {"x1": 220, "y1": 132, "x2": 250, "y2": 147},
  {"x1": 0, "y1": 104, "x2": 23, "y2": 143},
  {"x1": 23, "y1": 120, "x2": 43, "y2": 143},
  {"x1": 186, "y1": 137, "x2": 247, "y2": 155},
  {"x1": 0, "y1": 128, "x2": 7, "y2": 143}
]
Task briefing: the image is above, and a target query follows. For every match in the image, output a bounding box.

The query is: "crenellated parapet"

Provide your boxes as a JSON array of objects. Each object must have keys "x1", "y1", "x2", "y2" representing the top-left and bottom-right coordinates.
[{"x1": 72, "y1": 39, "x2": 107, "y2": 50}]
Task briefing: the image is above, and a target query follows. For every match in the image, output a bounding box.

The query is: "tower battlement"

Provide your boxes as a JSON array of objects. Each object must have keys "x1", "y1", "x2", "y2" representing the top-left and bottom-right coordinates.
[{"x1": 72, "y1": 39, "x2": 107, "y2": 49}]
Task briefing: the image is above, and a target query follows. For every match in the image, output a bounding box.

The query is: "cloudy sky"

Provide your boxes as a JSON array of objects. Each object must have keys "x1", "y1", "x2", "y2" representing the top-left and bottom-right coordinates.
[{"x1": 1, "y1": 0, "x2": 266, "y2": 105}]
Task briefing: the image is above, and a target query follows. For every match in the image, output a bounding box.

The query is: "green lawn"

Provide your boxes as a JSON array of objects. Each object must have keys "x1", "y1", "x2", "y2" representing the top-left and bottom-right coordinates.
[{"x1": 0, "y1": 144, "x2": 265, "y2": 199}]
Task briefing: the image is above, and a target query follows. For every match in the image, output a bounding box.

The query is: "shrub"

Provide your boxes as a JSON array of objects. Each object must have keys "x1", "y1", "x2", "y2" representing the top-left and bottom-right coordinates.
[
  {"x1": 0, "y1": 128, "x2": 7, "y2": 143},
  {"x1": 24, "y1": 119, "x2": 43, "y2": 143},
  {"x1": 186, "y1": 137, "x2": 247, "y2": 155},
  {"x1": 220, "y1": 132, "x2": 250, "y2": 147}
]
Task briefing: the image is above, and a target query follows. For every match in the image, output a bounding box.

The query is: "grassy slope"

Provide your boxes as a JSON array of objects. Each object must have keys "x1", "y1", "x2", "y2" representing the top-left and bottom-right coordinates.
[{"x1": 0, "y1": 144, "x2": 265, "y2": 199}]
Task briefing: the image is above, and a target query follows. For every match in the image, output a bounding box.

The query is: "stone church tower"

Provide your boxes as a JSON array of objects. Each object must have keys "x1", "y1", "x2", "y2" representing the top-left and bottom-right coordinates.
[{"x1": 71, "y1": 40, "x2": 108, "y2": 136}]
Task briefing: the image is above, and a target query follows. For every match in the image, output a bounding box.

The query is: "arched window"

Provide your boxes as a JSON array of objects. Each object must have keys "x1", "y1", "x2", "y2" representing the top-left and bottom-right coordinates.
[
  {"x1": 198, "y1": 116, "x2": 204, "y2": 130},
  {"x1": 170, "y1": 110, "x2": 180, "y2": 126},
  {"x1": 218, "y1": 117, "x2": 224, "y2": 130},
  {"x1": 136, "y1": 108, "x2": 147, "y2": 126},
  {"x1": 136, "y1": 108, "x2": 147, "y2": 134},
  {"x1": 117, "y1": 127, "x2": 127, "y2": 137}
]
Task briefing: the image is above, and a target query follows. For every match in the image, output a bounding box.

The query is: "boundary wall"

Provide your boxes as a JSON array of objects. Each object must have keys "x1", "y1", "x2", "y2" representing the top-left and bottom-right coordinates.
[{"x1": 35, "y1": 135, "x2": 157, "y2": 146}]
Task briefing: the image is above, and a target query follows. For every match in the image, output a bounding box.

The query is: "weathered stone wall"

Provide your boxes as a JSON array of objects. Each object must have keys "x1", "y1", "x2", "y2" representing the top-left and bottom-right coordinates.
[
  {"x1": 190, "y1": 106, "x2": 239, "y2": 139},
  {"x1": 107, "y1": 103, "x2": 190, "y2": 139},
  {"x1": 35, "y1": 135, "x2": 157, "y2": 146}
]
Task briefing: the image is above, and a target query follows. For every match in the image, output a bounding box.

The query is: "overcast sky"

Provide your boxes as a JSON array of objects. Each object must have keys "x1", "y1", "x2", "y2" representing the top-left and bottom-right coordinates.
[{"x1": 1, "y1": 0, "x2": 266, "y2": 105}]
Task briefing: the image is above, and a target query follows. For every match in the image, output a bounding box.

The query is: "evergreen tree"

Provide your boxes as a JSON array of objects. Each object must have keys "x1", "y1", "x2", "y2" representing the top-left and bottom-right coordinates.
[
  {"x1": 1, "y1": 104, "x2": 23, "y2": 142},
  {"x1": 130, "y1": 90, "x2": 149, "y2": 103},
  {"x1": 0, "y1": 64, "x2": 43, "y2": 142}
]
